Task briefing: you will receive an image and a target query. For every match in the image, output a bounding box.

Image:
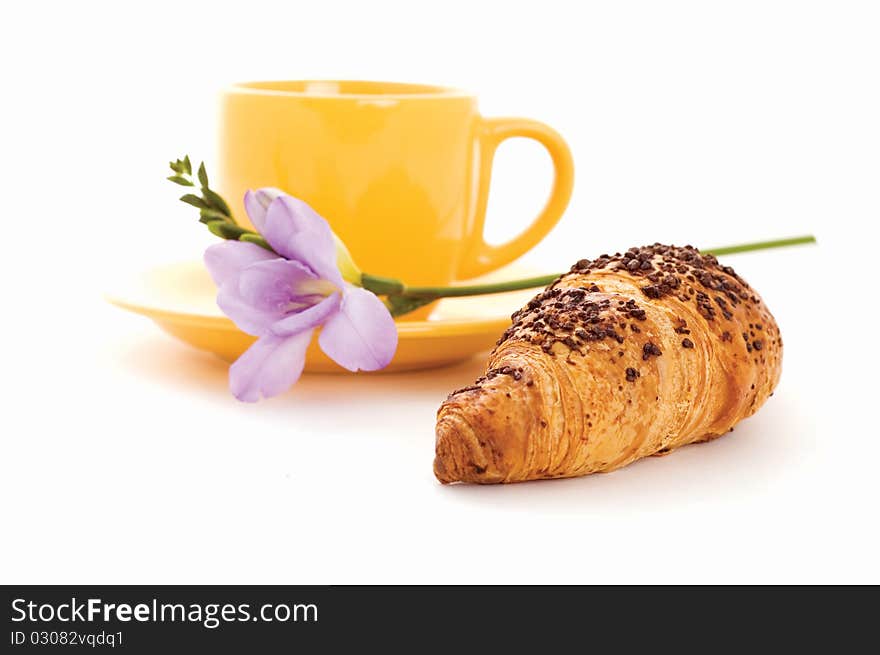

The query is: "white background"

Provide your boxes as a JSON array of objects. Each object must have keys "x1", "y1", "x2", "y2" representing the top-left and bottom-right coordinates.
[{"x1": 1, "y1": 1, "x2": 878, "y2": 583}]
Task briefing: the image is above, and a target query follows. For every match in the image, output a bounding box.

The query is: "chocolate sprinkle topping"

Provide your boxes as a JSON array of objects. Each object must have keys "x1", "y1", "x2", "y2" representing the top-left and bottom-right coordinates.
[
  {"x1": 495, "y1": 244, "x2": 769, "y2": 364},
  {"x1": 642, "y1": 342, "x2": 662, "y2": 360},
  {"x1": 450, "y1": 244, "x2": 776, "y2": 401},
  {"x1": 447, "y1": 365, "x2": 525, "y2": 397},
  {"x1": 495, "y1": 285, "x2": 637, "y2": 352},
  {"x1": 567, "y1": 244, "x2": 753, "y2": 322}
]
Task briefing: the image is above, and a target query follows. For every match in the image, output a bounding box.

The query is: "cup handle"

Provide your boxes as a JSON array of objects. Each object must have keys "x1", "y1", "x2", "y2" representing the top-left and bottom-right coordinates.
[{"x1": 458, "y1": 116, "x2": 574, "y2": 279}]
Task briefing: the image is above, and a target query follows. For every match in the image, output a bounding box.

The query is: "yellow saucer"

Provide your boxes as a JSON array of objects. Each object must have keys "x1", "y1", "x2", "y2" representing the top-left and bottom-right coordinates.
[{"x1": 106, "y1": 261, "x2": 541, "y2": 372}]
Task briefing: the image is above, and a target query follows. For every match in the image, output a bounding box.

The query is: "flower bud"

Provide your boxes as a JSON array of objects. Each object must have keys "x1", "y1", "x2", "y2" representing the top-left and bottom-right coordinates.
[
  {"x1": 250, "y1": 187, "x2": 285, "y2": 210},
  {"x1": 333, "y1": 234, "x2": 363, "y2": 285},
  {"x1": 246, "y1": 187, "x2": 364, "y2": 285}
]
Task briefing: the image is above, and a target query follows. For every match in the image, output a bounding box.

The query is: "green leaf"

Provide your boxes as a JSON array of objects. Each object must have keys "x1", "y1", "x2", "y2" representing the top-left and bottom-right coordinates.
[
  {"x1": 239, "y1": 233, "x2": 275, "y2": 252},
  {"x1": 205, "y1": 221, "x2": 229, "y2": 239},
  {"x1": 179, "y1": 194, "x2": 210, "y2": 210},
  {"x1": 183, "y1": 155, "x2": 192, "y2": 176},
  {"x1": 361, "y1": 273, "x2": 405, "y2": 295},
  {"x1": 167, "y1": 175, "x2": 194, "y2": 186},
  {"x1": 197, "y1": 162, "x2": 209, "y2": 189},
  {"x1": 170, "y1": 156, "x2": 191, "y2": 175},
  {"x1": 202, "y1": 188, "x2": 232, "y2": 217},
  {"x1": 199, "y1": 208, "x2": 230, "y2": 223},
  {"x1": 386, "y1": 294, "x2": 437, "y2": 317},
  {"x1": 206, "y1": 220, "x2": 247, "y2": 240}
]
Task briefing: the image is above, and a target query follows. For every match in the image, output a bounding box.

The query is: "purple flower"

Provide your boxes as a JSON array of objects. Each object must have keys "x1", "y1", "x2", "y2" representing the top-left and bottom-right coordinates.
[{"x1": 204, "y1": 189, "x2": 397, "y2": 402}]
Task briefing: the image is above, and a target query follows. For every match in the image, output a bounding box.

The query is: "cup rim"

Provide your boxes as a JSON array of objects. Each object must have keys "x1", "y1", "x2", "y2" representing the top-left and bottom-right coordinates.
[{"x1": 226, "y1": 79, "x2": 473, "y2": 100}]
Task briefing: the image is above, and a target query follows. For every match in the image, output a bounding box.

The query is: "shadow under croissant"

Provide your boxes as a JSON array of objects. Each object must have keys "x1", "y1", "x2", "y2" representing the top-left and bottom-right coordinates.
[
  {"x1": 110, "y1": 336, "x2": 813, "y2": 506},
  {"x1": 437, "y1": 391, "x2": 814, "y2": 508}
]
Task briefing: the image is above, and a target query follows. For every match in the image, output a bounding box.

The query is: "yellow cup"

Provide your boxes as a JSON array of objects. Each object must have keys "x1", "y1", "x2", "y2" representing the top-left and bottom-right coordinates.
[{"x1": 218, "y1": 80, "x2": 574, "y2": 287}]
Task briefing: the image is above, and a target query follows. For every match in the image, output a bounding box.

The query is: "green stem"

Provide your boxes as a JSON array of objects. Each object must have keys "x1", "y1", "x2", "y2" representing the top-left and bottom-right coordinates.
[
  {"x1": 394, "y1": 234, "x2": 816, "y2": 299},
  {"x1": 360, "y1": 273, "x2": 405, "y2": 295},
  {"x1": 702, "y1": 234, "x2": 816, "y2": 256},
  {"x1": 401, "y1": 274, "x2": 560, "y2": 298}
]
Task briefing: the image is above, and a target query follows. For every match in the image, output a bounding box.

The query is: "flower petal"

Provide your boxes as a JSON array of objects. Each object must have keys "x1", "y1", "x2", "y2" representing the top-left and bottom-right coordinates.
[
  {"x1": 203, "y1": 241, "x2": 278, "y2": 287},
  {"x1": 229, "y1": 331, "x2": 313, "y2": 402},
  {"x1": 216, "y1": 280, "x2": 281, "y2": 336},
  {"x1": 263, "y1": 196, "x2": 343, "y2": 286},
  {"x1": 243, "y1": 187, "x2": 285, "y2": 234},
  {"x1": 271, "y1": 292, "x2": 341, "y2": 337},
  {"x1": 237, "y1": 259, "x2": 320, "y2": 313},
  {"x1": 318, "y1": 285, "x2": 398, "y2": 371}
]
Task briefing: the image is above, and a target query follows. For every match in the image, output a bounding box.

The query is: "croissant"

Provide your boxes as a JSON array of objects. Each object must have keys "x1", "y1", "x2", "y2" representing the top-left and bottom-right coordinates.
[{"x1": 434, "y1": 244, "x2": 782, "y2": 484}]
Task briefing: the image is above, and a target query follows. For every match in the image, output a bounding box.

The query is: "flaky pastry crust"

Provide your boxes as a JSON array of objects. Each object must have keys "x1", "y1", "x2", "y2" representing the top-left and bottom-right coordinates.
[{"x1": 434, "y1": 244, "x2": 782, "y2": 484}]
